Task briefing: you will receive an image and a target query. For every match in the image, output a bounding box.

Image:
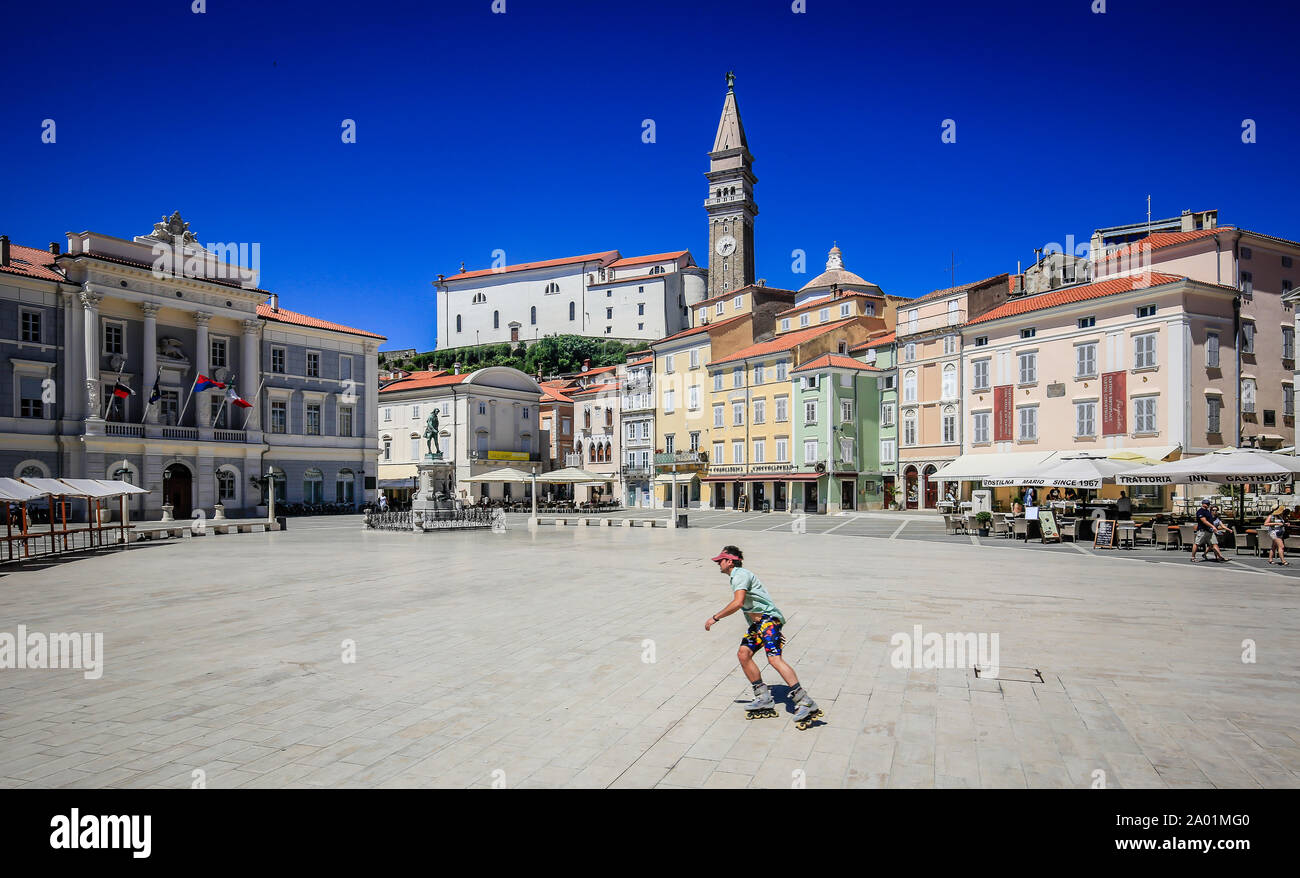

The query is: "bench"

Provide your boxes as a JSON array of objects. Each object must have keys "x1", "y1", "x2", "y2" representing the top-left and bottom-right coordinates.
[
  {"x1": 133, "y1": 523, "x2": 191, "y2": 541},
  {"x1": 211, "y1": 519, "x2": 272, "y2": 535}
]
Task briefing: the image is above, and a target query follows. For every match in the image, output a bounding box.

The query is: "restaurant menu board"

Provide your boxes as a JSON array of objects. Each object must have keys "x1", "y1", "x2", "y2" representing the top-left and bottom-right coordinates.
[
  {"x1": 1038, "y1": 510, "x2": 1060, "y2": 542},
  {"x1": 1093, "y1": 519, "x2": 1116, "y2": 549}
]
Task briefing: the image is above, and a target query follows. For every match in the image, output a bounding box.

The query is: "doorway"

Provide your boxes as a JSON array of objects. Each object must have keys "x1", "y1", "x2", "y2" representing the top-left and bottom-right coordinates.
[
  {"x1": 841, "y1": 479, "x2": 855, "y2": 510},
  {"x1": 923, "y1": 465, "x2": 938, "y2": 508},
  {"x1": 804, "y1": 480, "x2": 819, "y2": 513},
  {"x1": 163, "y1": 463, "x2": 193, "y2": 518},
  {"x1": 904, "y1": 466, "x2": 919, "y2": 510}
]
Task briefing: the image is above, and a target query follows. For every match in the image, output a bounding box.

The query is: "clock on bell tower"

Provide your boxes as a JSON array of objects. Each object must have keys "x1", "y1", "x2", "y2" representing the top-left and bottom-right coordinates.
[{"x1": 704, "y1": 71, "x2": 757, "y2": 301}]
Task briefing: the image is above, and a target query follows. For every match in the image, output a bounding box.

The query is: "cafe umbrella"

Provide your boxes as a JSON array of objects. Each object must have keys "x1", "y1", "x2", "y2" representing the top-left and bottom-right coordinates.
[{"x1": 1115, "y1": 447, "x2": 1300, "y2": 522}]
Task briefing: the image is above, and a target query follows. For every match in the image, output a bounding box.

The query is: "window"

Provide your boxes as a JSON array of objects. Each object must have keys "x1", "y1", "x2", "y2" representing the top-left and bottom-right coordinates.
[
  {"x1": 334, "y1": 404, "x2": 352, "y2": 437},
  {"x1": 530, "y1": 306, "x2": 537, "y2": 325},
  {"x1": 839, "y1": 437, "x2": 854, "y2": 463},
  {"x1": 663, "y1": 389, "x2": 675, "y2": 413},
  {"x1": 775, "y1": 361, "x2": 787, "y2": 381},
  {"x1": 1206, "y1": 332, "x2": 1220, "y2": 368},
  {"x1": 864, "y1": 303, "x2": 875, "y2": 317},
  {"x1": 690, "y1": 349, "x2": 699, "y2": 368},
  {"x1": 102, "y1": 321, "x2": 123, "y2": 356},
  {"x1": 1077, "y1": 316, "x2": 1095, "y2": 329},
  {"x1": 734, "y1": 296, "x2": 743, "y2": 310},
  {"x1": 943, "y1": 335, "x2": 956, "y2": 355},
  {"x1": 306, "y1": 403, "x2": 321, "y2": 435},
  {"x1": 775, "y1": 438, "x2": 788, "y2": 461},
  {"x1": 800, "y1": 314, "x2": 810, "y2": 328},
  {"x1": 1136, "y1": 304, "x2": 1156, "y2": 318},
  {"x1": 1285, "y1": 328, "x2": 1295, "y2": 361},
  {"x1": 907, "y1": 309, "x2": 918, "y2": 333},
  {"x1": 664, "y1": 434, "x2": 675, "y2": 454},
  {"x1": 941, "y1": 364, "x2": 957, "y2": 399},
  {"x1": 160, "y1": 390, "x2": 179, "y2": 425},
  {"x1": 713, "y1": 441, "x2": 724, "y2": 462},
  {"x1": 627, "y1": 421, "x2": 637, "y2": 441},
  {"x1": 947, "y1": 301, "x2": 960, "y2": 325},
  {"x1": 689, "y1": 431, "x2": 700, "y2": 452},
  {"x1": 210, "y1": 337, "x2": 227, "y2": 369},
  {"x1": 775, "y1": 396, "x2": 788, "y2": 422},
  {"x1": 840, "y1": 303, "x2": 850, "y2": 318},
  {"x1": 804, "y1": 439, "x2": 818, "y2": 463},
  {"x1": 1241, "y1": 322, "x2": 1254, "y2": 354},
  {"x1": 1241, "y1": 246, "x2": 1253, "y2": 260},
  {"x1": 456, "y1": 315, "x2": 462, "y2": 333},
  {"x1": 688, "y1": 386, "x2": 699, "y2": 410},
  {"x1": 217, "y1": 470, "x2": 236, "y2": 502},
  {"x1": 733, "y1": 368, "x2": 743, "y2": 388},
  {"x1": 20, "y1": 397, "x2": 42, "y2": 418},
  {"x1": 1264, "y1": 409, "x2": 1276, "y2": 427},
  {"x1": 382, "y1": 439, "x2": 391, "y2": 460},
  {"x1": 651, "y1": 265, "x2": 665, "y2": 275},
  {"x1": 732, "y1": 441, "x2": 744, "y2": 464},
  {"x1": 1020, "y1": 327, "x2": 1036, "y2": 339},
  {"x1": 881, "y1": 403, "x2": 895, "y2": 427},
  {"x1": 472, "y1": 292, "x2": 487, "y2": 304},
  {"x1": 1285, "y1": 384, "x2": 1295, "y2": 416},
  {"x1": 974, "y1": 336, "x2": 988, "y2": 347},
  {"x1": 818, "y1": 308, "x2": 829, "y2": 323},
  {"x1": 340, "y1": 356, "x2": 352, "y2": 382},
  {"x1": 1076, "y1": 342, "x2": 1097, "y2": 378},
  {"x1": 754, "y1": 399, "x2": 766, "y2": 424},
  {"x1": 306, "y1": 351, "x2": 320, "y2": 378},
  {"x1": 903, "y1": 370, "x2": 917, "y2": 402},
  {"x1": 410, "y1": 436, "x2": 420, "y2": 460},
  {"x1": 972, "y1": 412, "x2": 990, "y2": 444},
  {"x1": 904, "y1": 343, "x2": 916, "y2": 362},
  {"x1": 605, "y1": 308, "x2": 612, "y2": 320},
  {"x1": 902, "y1": 411, "x2": 917, "y2": 446},
  {"x1": 479, "y1": 402, "x2": 487, "y2": 415},
  {"x1": 1242, "y1": 378, "x2": 1257, "y2": 413},
  {"x1": 303, "y1": 469, "x2": 324, "y2": 504},
  {"x1": 665, "y1": 355, "x2": 674, "y2": 374},
  {"x1": 1207, "y1": 396, "x2": 1222, "y2": 433},
  {"x1": 882, "y1": 375, "x2": 894, "y2": 390},
  {"x1": 713, "y1": 404, "x2": 724, "y2": 427},
  {"x1": 712, "y1": 371, "x2": 723, "y2": 391},
  {"x1": 1017, "y1": 406, "x2": 1038, "y2": 441},
  {"x1": 1018, "y1": 352, "x2": 1037, "y2": 385},
  {"x1": 1134, "y1": 397, "x2": 1158, "y2": 433},
  {"x1": 640, "y1": 422, "x2": 650, "y2": 440},
  {"x1": 1284, "y1": 256, "x2": 1294, "y2": 268},
  {"x1": 972, "y1": 359, "x2": 990, "y2": 391},
  {"x1": 271, "y1": 400, "x2": 287, "y2": 434},
  {"x1": 1074, "y1": 401, "x2": 1096, "y2": 437},
  {"x1": 271, "y1": 347, "x2": 286, "y2": 373},
  {"x1": 411, "y1": 405, "x2": 420, "y2": 420},
  {"x1": 841, "y1": 399, "x2": 853, "y2": 422},
  {"x1": 569, "y1": 302, "x2": 575, "y2": 321},
  {"x1": 804, "y1": 400, "x2": 817, "y2": 424},
  {"x1": 941, "y1": 410, "x2": 956, "y2": 444},
  {"x1": 716, "y1": 302, "x2": 725, "y2": 316},
  {"x1": 20, "y1": 310, "x2": 40, "y2": 343},
  {"x1": 1134, "y1": 333, "x2": 1157, "y2": 369},
  {"x1": 383, "y1": 406, "x2": 392, "y2": 422},
  {"x1": 733, "y1": 402, "x2": 744, "y2": 425},
  {"x1": 753, "y1": 440, "x2": 765, "y2": 463},
  {"x1": 780, "y1": 318, "x2": 790, "y2": 332},
  {"x1": 879, "y1": 438, "x2": 895, "y2": 461},
  {"x1": 699, "y1": 308, "x2": 708, "y2": 324}
]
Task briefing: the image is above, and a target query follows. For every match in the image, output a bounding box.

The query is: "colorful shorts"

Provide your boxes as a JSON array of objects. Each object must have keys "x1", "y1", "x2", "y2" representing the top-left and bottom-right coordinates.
[{"x1": 740, "y1": 615, "x2": 786, "y2": 657}]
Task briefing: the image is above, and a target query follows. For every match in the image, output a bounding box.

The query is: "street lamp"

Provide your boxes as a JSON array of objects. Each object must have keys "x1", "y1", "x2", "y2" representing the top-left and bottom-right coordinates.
[{"x1": 530, "y1": 465, "x2": 538, "y2": 525}]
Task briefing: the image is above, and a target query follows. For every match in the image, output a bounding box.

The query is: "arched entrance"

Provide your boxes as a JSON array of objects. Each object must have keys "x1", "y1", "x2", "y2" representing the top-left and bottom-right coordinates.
[
  {"x1": 163, "y1": 463, "x2": 193, "y2": 518},
  {"x1": 904, "y1": 466, "x2": 919, "y2": 510},
  {"x1": 922, "y1": 464, "x2": 939, "y2": 509}
]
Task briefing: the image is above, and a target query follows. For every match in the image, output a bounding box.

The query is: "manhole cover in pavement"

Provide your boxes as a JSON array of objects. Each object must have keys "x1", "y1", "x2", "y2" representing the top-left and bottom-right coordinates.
[{"x1": 974, "y1": 665, "x2": 1043, "y2": 683}]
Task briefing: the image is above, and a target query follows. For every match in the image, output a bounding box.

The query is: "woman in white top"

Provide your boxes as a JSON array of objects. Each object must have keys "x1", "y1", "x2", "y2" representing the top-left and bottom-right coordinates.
[{"x1": 1262, "y1": 506, "x2": 1289, "y2": 566}]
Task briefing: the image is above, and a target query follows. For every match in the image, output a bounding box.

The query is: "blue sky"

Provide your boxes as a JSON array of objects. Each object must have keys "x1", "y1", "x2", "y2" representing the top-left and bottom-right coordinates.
[{"x1": 2, "y1": 0, "x2": 1296, "y2": 350}]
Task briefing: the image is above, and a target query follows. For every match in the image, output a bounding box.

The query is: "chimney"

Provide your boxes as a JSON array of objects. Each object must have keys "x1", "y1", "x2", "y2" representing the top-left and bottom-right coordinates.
[
  {"x1": 454, "y1": 362, "x2": 461, "y2": 375},
  {"x1": 49, "y1": 242, "x2": 60, "y2": 255},
  {"x1": 270, "y1": 293, "x2": 279, "y2": 311},
  {"x1": 583, "y1": 358, "x2": 591, "y2": 372},
  {"x1": 0, "y1": 235, "x2": 9, "y2": 267}
]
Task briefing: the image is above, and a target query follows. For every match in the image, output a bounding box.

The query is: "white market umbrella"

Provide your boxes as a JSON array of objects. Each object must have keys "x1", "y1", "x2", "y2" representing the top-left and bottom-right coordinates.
[
  {"x1": 1025, "y1": 456, "x2": 1145, "y2": 490},
  {"x1": 537, "y1": 467, "x2": 607, "y2": 484},
  {"x1": 473, "y1": 467, "x2": 534, "y2": 483},
  {"x1": 1115, "y1": 447, "x2": 1300, "y2": 486}
]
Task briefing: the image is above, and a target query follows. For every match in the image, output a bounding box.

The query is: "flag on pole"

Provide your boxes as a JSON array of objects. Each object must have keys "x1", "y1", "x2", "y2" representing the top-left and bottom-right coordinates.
[
  {"x1": 193, "y1": 375, "x2": 226, "y2": 393},
  {"x1": 148, "y1": 372, "x2": 161, "y2": 405},
  {"x1": 112, "y1": 381, "x2": 134, "y2": 399},
  {"x1": 225, "y1": 385, "x2": 253, "y2": 409}
]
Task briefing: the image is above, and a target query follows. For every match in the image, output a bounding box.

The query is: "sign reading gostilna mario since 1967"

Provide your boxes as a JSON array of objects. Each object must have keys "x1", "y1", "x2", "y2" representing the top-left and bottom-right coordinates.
[
  {"x1": 993, "y1": 385, "x2": 1013, "y2": 442},
  {"x1": 1101, "y1": 371, "x2": 1127, "y2": 436}
]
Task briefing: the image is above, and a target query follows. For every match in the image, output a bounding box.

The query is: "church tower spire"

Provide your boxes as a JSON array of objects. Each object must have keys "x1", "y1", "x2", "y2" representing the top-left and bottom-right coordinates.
[{"x1": 705, "y1": 71, "x2": 757, "y2": 300}]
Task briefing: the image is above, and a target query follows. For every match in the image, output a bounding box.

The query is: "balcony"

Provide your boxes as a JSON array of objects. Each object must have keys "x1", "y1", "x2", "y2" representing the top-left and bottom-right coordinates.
[
  {"x1": 898, "y1": 309, "x2": 967, "y2": 338},
  {"x1": 621, "y1": 466, "x2": 652, "y2": 479},
  {"x1": 104, "y1": 422, "x2": 144, "y2": 438}
]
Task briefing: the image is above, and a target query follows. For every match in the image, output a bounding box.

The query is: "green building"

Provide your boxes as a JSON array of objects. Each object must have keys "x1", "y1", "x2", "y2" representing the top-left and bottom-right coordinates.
[
  {"x1": 852, "y1": 332, "x2": 898, "y2": 509},
  {"x1": 790, "y1": 353, "x2": 886, "y2": 513}
]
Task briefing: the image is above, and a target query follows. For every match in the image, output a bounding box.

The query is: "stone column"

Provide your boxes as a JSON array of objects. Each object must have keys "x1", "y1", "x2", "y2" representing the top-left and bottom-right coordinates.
[
  {"x1": 80, "y1": 290, "x2": 103, "y2": 419},
  {"x1": 194, "y1": 312, "x2": 210, "y2": 427},
  {"x1": 241, "y1": 319, "x2": 260, "y2": 430},
  {"x1": 141, "y1": 302, "x2": 159, "y2": 424}
]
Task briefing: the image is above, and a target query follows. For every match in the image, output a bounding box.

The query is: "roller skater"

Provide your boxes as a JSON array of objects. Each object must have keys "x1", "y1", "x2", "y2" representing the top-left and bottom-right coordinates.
[{"x1": 704, "y1": 545, "x2": 823, "y2": 729}]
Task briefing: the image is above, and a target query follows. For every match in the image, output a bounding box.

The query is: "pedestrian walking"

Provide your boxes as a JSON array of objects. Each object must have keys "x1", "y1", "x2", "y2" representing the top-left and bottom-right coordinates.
[
  {"x1": 1191, "y1": 499, "x2": 1224, "y2": 562},
  {"x1": 1263, "y1": 506, "x2": 1289, "y2": 566},
  {"x1": 704, "y1": 545, "x2": 823, "y2": 729}
]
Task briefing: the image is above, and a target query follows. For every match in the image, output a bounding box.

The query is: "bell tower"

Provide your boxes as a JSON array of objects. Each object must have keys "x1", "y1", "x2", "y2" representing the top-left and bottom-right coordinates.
[{"x1": 705, "y1": 72, "x2": 757, "y2": 300}]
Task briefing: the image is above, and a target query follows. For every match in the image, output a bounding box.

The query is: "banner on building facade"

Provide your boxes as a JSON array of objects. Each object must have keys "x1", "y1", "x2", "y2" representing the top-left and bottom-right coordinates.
[
  {"x1": 993, "y1": 385, "x2": 1013, "y2": 442},
  {"x1": 1101, "y1": 371, "x2": 1126, "y2": 436}
]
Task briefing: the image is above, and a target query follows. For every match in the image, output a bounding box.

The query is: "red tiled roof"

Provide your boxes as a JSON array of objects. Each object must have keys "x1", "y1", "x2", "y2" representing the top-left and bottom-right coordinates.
[
  {"x1": 777, "y1": 290, "x2": 882, "y2": 317},
  {"x1": 904, "y1": 274, "x2": 1009, "y2": 307},
  {"x1": 539, "y1": 385, "x2": 575, "y2": 404},
  {"x1": 0, "y1": 243, "x2": 63, "y2": 282},
  {"x1": 608, "y1": 251, "x2": 688, "y2": 268},
  {"x1": 695, "y1": 284, "x2": 797, "y2": 308},
  {"x1": 626, "y1": 356, "x2": 653, "y2": 366},
  {"x1": 572, "y1": 364, "x2": 618, "y2": 379},
  {"x1": 379, "y1": 371, "x2": 470, "y2": 393},
  {"x1": 442, "y1": 250, "x2": 620, "y2": 281},
  {"x1": 652, "y1": 313, "x2": 748, "y2": 346},
  {"x1": 792, "y1": 354, "x2": 880, "y2": 373},
  {"x1": 708, "y1": 317, "x2": 858, "y2": 367},
  {"x1": 570, "y1": 382, "x2": 620, "y2": 397},
  {"x1": 1096, "y1": 227, "x2": 1229, "y2": 265},
  {"x1": 965, "y1": 273, "x2": 1187, "y2": 327},
  {"x1": 849, "y1": 330, "x2": 895, "y2": 352},
  {"x1": 256, "y1": 304, "x2": 386, "y2": 339}
]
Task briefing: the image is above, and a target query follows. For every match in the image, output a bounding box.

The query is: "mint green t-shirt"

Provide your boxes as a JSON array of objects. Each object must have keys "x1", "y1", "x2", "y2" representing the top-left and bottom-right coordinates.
[{"x1": 730, "y1": 567, "x2": 785, "y2": 623}]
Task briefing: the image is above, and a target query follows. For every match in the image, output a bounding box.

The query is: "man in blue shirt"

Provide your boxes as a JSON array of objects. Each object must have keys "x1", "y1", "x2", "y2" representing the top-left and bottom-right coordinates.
[
  {"x1": 1192, "y1": 499, "x2": 1224, "y2": 562},
  {"x1": 705, "y1": 545, "x2": 823, "y2": 728}
]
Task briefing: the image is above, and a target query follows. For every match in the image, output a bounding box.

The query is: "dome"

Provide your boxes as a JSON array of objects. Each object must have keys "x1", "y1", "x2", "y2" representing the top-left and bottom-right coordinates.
[{"x1": 798, "y1": 244, "x2": 879, "y2": 293}]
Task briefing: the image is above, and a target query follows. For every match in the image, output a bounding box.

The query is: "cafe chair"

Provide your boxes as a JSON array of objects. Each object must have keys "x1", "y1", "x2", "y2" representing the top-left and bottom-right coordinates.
[
  {"x1": 1153, "y1": 525, "x2": 1179, "y2": 551},
  {"x1": 1233, "y1": 529, "x2": 1257, "y2": 556}
]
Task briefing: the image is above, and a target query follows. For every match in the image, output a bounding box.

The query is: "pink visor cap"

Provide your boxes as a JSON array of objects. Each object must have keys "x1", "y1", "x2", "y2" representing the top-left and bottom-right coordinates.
[{"x1": 711, "y1": 552, "x2": 740, "y2": 562}]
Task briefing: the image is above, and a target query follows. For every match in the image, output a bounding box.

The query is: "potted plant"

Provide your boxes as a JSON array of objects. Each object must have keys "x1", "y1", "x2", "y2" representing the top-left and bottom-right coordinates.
[
  {"x1": 975, "y1": 510, "x2": 992, "y2": 536},
  {"x1": 1011, "y1": 493, "x2": 1024, "y2": 516},
  {"x1": 882, "y1": 486, "x2": 898, "y2": 511}
]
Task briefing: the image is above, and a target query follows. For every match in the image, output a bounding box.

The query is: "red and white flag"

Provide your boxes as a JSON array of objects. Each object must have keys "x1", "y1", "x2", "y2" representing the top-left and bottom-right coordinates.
[{"x1": 225, "y1": 385, "x2": 253, "y2": 409}]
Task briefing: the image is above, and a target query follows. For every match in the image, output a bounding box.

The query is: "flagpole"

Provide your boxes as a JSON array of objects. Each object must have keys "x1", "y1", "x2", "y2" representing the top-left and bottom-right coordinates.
[
  {"x1": 101, "y1": 361, "x2": 126, "y2": 420},
  {"x1": 140, "y1": 367, "x2": 162, "y2": 424},
  {"x1": 177, "y1": 374, "x2": 197, "y2": 427},
  {"x1": 213, "y1": 373, "x2": 240, "y2": 428},
  {"x1": 241, "y1": 377, "x2": 266, "y2": 430}
]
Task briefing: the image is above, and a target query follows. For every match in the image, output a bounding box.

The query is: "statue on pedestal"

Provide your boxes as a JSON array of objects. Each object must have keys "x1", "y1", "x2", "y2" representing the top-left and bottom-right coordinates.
[{"x1": 424, "y1": 410, "x2": 442, "y2": 459}]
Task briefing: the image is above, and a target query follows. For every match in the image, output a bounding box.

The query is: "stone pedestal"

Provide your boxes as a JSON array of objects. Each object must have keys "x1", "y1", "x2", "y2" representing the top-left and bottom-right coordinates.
[
  {"x1": 410, "y1": 460, "x2": 456, "y2": 532},
  {"x1": 161, "y1": 504, "x2": 174, "y2": 522},
  {"x1": 213, "y1": 504, "x2": 226, "y2": 521}
]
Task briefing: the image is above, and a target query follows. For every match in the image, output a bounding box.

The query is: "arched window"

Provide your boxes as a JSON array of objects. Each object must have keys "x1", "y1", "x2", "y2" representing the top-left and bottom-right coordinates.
[
  {"x1": 569, "y1": 302, "x2": 576, "y2": 321},
  {"x1": 903, "y1": 370, "x2": 917, "y2": 403},
  {"x1": 588, "y1": 442, "x2": 596, "y2": 463},
  {"x1": 303, "y1": 468, "x2": 324, "y2": 504},
  {"x1": 336, "y1": 468, "x2": 355, "y2": 506},
  {"x1": 217, "y1": 470, "x2": 236, "y2": 502},
  {"x1": 472, "y1": 292, "x2": 487, "y2": 304},
  {"x1": 493, "y1": 311, "x2": 499, "y2": 329},
  {"x1": 903, "y1": 410, "x2": 918, "y2": 447},
  {"x1": 604, "y1": 441, "x2": 611, "y2": 462},
  {"x1": 456, "y1": 315, "x2": 462, "y2": 333},
  {"x1": 941, "y1": 364, "x2": 957, "y2": 400},
  {"x1": 544, "y1": 282, "x2": 561, "y2": 295},
  {"x1": 17, "y1": 460, "x2": 49, "y2": 479},
  {"x1": 530, "y1": 306, "x2": 537, "y2": 325},
  {"x1": 650, "y1": 265, "x2": 665, "y2": 275}
]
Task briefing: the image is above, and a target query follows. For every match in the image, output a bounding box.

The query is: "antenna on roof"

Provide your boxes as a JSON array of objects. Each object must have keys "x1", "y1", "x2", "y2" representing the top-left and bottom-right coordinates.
[
  {"x1": 946, "y1": 251, "x2": 958, "y2": 285},
  {"x1": 1146, "y1": 195, "x2": 1151, "y2": 237}
]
